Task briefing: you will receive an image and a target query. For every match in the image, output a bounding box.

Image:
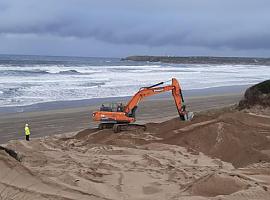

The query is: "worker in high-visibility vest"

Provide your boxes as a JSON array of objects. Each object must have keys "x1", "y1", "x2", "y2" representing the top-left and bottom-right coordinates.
[{"x1": 25, "y1": 124, "x2": 31, "y2": 141}]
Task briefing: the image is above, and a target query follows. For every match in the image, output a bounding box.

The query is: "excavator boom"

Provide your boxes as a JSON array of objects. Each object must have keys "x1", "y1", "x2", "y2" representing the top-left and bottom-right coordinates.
[{"x1": 124, "y1": 78, "x2": 188, "y2": 120}]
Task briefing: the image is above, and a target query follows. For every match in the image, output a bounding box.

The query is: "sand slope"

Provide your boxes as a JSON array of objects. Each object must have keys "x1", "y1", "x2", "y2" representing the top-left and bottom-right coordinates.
[{"x1": 1, "y1": 108, "x2": 270, "y2": 200}]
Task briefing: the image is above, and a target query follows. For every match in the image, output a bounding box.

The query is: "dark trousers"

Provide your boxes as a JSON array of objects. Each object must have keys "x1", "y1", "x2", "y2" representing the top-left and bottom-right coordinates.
[{"x1": 25, "y1": 135, "x2": 30, "y2": 141}]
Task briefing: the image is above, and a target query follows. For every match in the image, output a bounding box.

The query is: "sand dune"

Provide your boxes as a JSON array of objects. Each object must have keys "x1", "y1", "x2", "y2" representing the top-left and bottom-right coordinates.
[{"x1": 1, "y1": 106, "x2": 269, "y2": 199}]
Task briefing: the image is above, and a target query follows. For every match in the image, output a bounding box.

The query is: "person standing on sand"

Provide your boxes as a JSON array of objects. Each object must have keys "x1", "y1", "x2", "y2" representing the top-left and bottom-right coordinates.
[{"x1": 25, "y1": 124, "x2": 30, "y2": 141}]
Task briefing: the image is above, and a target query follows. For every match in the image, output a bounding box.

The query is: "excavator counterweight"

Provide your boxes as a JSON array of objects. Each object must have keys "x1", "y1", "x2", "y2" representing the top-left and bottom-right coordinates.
[{"x1": 92, "y1": 78, "x2": 194, "y2": 132}]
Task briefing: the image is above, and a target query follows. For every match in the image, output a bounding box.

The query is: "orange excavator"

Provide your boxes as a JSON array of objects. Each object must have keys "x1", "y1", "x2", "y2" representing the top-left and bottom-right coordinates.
[{"x1": 92, "y1": 78, "x2": 194, "y2": 133}]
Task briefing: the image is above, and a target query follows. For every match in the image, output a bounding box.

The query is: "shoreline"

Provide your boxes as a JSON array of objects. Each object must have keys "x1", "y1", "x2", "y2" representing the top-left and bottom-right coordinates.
[{"x1": 0, "y1": 84, "x2": 250, "y2": 114}]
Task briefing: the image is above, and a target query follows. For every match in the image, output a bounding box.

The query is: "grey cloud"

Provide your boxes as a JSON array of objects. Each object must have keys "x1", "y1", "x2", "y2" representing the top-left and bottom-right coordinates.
[{"x1": 0, "y1": 0, "x2": 270, "y2": 56}]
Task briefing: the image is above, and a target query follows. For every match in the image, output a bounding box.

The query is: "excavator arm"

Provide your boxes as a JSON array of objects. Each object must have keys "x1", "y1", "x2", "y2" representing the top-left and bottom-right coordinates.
[{"x1": 124, "y1": 78, "x2": 190, "y2": 120}]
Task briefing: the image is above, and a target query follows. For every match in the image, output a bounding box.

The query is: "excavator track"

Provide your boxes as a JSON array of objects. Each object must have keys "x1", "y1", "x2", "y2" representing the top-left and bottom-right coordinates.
[
  {"x1": 113, "y1": 124, "x2": 146, "y2": 133},
  {"x1": 98, "y1": 123, "x2": 114, "y2": 130},
  {"x1": 98, "y1": 123, "x2": 146, "y2": 133}
]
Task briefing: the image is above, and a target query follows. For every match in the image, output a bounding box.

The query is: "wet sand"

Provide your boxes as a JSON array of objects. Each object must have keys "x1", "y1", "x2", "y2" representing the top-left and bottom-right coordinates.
[{"x1": 0, "y1": 93, "x2": 242, "y2": 144}]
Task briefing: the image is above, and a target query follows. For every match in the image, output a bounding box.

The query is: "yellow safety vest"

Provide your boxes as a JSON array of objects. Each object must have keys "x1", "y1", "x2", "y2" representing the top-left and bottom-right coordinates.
[{"x1": 25, "y1": 127, "x2": 30, "y2": 135}]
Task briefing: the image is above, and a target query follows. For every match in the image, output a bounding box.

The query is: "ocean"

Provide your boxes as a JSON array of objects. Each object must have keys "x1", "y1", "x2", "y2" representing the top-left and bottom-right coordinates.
[{"x1": 0, "y1": 54, "x2": 269, "y2": 108}]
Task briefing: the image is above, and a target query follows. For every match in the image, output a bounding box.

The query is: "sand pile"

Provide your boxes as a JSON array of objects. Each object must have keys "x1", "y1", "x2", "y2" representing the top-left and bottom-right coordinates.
[
  {"x1": 0, "y1": 149, "x2": 67, "y2": 200},
  {"x1": 74, "y1": 109, "x2": 270, "y2": 168},
  {"x1": 4, "y1": 135, "x2": 270, "y2": 200},
  {"x1": 156, "y1": 111, "x2": 270, "y2": 167},
  {"x1": 189, "y1": 173, "x2": 250, "y2": 197},
  {"x1": 74, "y1": 128, "x2": 152, "y2": 147}
]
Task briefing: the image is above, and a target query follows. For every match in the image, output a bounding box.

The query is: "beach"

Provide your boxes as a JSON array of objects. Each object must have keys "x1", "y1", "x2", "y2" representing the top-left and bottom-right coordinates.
[
  {"x1": 0, "y1": 87, "x2": 243, "y2": 144},
  {"x1": 1, "y1": 87, "x2": 270, "y2": 199},
  {"x1": 1, "y1": 1, "x2": 270, "y2": 198}
]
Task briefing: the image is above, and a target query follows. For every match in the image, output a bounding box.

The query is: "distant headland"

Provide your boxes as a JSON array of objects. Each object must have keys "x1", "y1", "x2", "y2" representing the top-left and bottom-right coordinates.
[{"x1": 122, "y1": 56, "x2": 270, "y2": 65}]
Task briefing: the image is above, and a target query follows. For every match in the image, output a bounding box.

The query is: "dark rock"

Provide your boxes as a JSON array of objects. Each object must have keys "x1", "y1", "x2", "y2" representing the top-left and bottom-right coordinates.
[
  {"x1": 238, "y1": 80, "x2": 270, "y2": 109},
  {"x1": 122, "y1": 56, "x2": 270, "y2": 65}
]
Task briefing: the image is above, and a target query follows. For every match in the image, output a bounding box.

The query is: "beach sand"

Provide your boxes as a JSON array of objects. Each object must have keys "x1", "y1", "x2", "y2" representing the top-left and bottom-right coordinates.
[
  {"x1": 0, "y1": 87, "x2": 270, "y2": 199},
  {"x1": 0, "y1": 93, "x2": 242, "y2": 144}
]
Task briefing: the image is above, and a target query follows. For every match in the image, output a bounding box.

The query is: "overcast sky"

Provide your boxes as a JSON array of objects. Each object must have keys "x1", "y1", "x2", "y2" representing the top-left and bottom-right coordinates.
[{"x1": 0, "y1": 0, "x2": 270, "y2": 57}]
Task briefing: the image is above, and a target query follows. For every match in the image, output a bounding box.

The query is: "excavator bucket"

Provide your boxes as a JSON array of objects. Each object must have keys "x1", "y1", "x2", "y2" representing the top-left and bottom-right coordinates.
[{"x1": 182, "y1": 111, "x2": 194, "y2": 121}]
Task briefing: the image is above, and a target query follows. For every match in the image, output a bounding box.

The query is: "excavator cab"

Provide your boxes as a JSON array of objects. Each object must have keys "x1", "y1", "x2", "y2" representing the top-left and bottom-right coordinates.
[
  {"x1": 100, "y1": 103, "x2": 124, "y2": 112},
  {"x1": 100, "y1": 104, "x2": 112, "y2": 112}
]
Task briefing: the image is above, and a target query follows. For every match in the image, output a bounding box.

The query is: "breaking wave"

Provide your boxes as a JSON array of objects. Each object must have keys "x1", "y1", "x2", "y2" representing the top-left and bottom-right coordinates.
[{"x1": 0, "y1": 69, "x2": 83, "y2": 76}]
